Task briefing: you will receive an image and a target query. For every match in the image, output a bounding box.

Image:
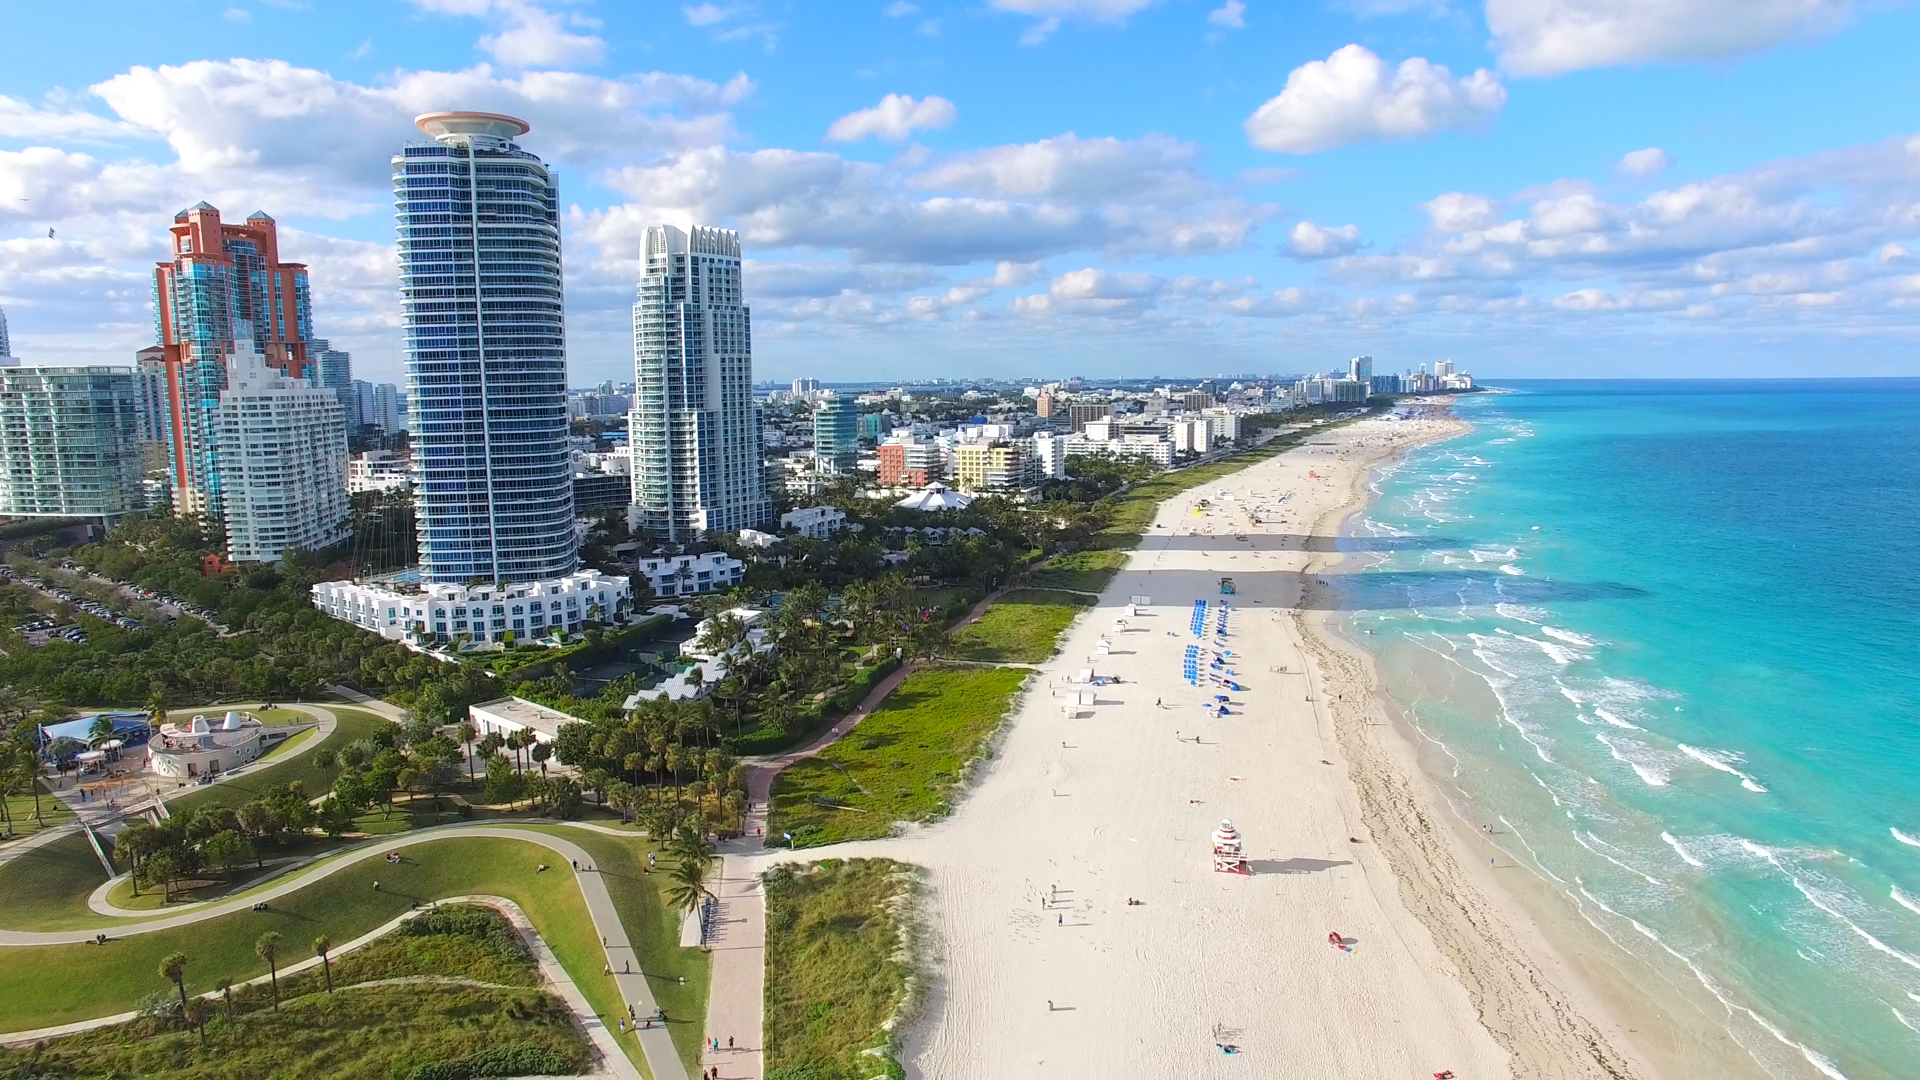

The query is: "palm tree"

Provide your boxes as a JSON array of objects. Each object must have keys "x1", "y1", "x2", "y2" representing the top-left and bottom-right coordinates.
[
  {"x1": 455, "y1": 721, "x2": 477, "y2": 783},
  {"x1": 217, "y1": 976, "x2": 234, "y2": 1021},
  {"x1": 255, "y1": 932, "x2": 283, "y2": 1011},
  {"x1": 664, "y1": 857, "x2": 714, "y2": 933},
  {"x1": 159, "y1": 951, "x2": 191, "y2": 1015},
  {"x1": 313, "y1": 936, "x2": 333, "y2": 993},
  {"x1": 670, "y1": 822, "x2": 717, "y2": 873}
]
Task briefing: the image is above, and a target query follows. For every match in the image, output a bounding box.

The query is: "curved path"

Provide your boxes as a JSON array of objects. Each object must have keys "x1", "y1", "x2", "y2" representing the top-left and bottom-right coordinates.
[{"x1": 0, "y1": 823, "x2": 686, "y2": 1080}]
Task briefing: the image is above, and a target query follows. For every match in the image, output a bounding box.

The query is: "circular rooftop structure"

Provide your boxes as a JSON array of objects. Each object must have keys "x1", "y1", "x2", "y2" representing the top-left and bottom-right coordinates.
[{"x1": 414, "y1": 111, "x2": 531, "y2": 141}]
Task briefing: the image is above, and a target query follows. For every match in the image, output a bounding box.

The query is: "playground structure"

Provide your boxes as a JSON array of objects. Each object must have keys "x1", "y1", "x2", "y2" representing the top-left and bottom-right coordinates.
[{"x1": 1212, "y1": 818, "x2": 1248, "y2": 874}]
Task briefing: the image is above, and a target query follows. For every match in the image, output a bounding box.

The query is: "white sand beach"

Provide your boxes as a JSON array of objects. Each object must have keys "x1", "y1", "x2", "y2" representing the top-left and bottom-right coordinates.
[{"x1": 757, "y1": 405, "x2": 1654, "y2": 1079}]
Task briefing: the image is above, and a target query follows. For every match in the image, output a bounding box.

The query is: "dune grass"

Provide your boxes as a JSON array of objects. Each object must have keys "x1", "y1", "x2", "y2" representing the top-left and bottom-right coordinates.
[
  {"x1": 0, "y1": 831, "x2": 115, "y2": 932},
  {"x1": 945, "y1": 589, "x2": 1092, "y2": 664},
  {"x1": 768, "y1": 667, "x2": 1030, "y2": 848},
  {"x1": 764, "y1": 858, "x2": 917, "y2": 1080},
  {"x1": 0, "y1": 981, "x2": 586, "y2": 1080},
  {"x1": 1026, "y1": 549, "x2": 1128, "y2": 594},
  {"x1": 0, "y1": 834, "x2": 625, "y2": 1055}
]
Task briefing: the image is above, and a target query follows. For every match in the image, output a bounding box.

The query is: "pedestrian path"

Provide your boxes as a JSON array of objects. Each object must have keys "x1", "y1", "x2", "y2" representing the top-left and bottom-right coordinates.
[{"x1": 0, "y1": 823, "x2": 686, "y2": 1080}]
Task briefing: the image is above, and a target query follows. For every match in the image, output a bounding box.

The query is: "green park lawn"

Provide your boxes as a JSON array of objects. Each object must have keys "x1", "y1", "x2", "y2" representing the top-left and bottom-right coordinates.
[
  {"x1": 767, "y1": 667, "x2": 1030, "y2": 848},
  {"x1": 521, "y1": 824, "x2": 712, "y2": 1073},
  {"x1": 163, "y1": 707, "x2": 390, "y2": 817},
  {"x1": 0, "y1": 831, "x2": 116, "y2": 932},
  {"x1": 0, "y1": 833, "x2": 636, "y2": 1076},
  {"x1": 0, "y1": 904, "x2": 590, "y2": 1079},
  {"x1": 944, "y1": 590, "x2": 1092, "y2": 664},
  {"x1": 2, "y1": 780, "x2": 71, "y2": 833},
  {"x1": 764, "y1": 858, "x2": 917, "y2": 1080}
]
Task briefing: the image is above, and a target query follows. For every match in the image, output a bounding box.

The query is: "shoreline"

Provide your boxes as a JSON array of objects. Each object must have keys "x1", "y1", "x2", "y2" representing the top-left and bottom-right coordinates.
[{"x1": 1303, "y1": 409, "x2": 1771, "y2": 1080}]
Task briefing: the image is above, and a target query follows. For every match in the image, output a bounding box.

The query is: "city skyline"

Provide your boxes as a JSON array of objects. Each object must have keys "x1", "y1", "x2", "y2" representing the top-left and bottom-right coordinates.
[{"x1": 6, "y1": 3, "x2": 1920, "y2": 383}]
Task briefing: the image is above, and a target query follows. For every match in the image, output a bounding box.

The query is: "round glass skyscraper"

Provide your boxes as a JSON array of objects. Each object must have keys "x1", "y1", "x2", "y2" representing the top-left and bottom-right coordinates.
[{"x1": 395, "y1": 112, "x2": 576, "y2": 585}]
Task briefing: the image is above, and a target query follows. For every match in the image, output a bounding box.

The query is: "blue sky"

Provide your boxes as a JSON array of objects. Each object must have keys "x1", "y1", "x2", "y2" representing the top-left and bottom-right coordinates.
[{"x1": 4, "y1": 0, "x2": 1920, "y2": 384}]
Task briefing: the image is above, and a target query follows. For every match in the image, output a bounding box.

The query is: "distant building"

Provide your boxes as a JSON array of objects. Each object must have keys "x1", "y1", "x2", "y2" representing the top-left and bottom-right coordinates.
[
  {"x1": 133, "y1": 346, "x2": 170, "y2": 444},
  {"x1": 954, "y1": 441, "x2": 1027, "y2": 492},
  {"x1": 0, "y1": 305, "x2": 9, "y2": 358},
  {"x1": 1349, "y1": 356, "x2": 1373, "y2": 384},
  {"x1": 571, "y1": 471, "x2": 630, "y2": 511},
  {"x1": 1181, "y1": 392, "x2": 1213, "y2": 412},
  {"x1": 468, "y1": 696, "x2": 579, "y2": 746},
  {"x1": 781, "y1": 505, "x2": 848, "y2": 540},
  {"x1": 347, "y1": 450, "x2": 409, "y2": 494},
  {"x1": 310, "y1": 337, "x2": 353, "y2": 415},
  {"x1": 1067, "y1": 403, "x2": 1110, "y2": 433},
  {"x1": 312, "y1": 569, "x2": 631, "y2": 644},
  {"x1": 813, "y1": 393, "x2": 859, "y2": 473},
  {"x1": 1030, "y1": 431, "x2": 1068, "y2": 481},
  {"x1": 632, "y1": 550, "x2": 745, "y2": 599},
  {"x1": 148, "y1": 710, "x2": 267, "y2": 780},
  {"x1": 217, "y1": 350, "x2": 350, "y2": 563},
  {"x1": 151, "y1": 203, "x2": 316, "y2": 518},
  {"x1": 629, "y1": 224, "x2": 771, "y2": 540},
  {"x1": 0, "y1": 359, "x2": 146, "y2": 519},
  {"x1": 895, "y1": 482, "x2": 974, "y2": 512}
]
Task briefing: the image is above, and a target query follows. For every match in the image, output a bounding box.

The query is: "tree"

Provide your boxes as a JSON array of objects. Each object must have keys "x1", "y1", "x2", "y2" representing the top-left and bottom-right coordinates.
[
  {"x1": 159, "y1": 951, "x2": 191, "y2": 1016},
  {"x1": 313, "y1": 935, "x2": 333, "y2": 993},
  {"x1": 88, "y1": 715, "x2": 115, "y2": 746},
  {"x1": 664, "y1": 857, "x2": 714, "y2": 929},
  {"x1": 670, "y1": 823, "x2": 717, "y2": 873},
  {"x1": 312, "y1": 747, "x2": 337, "y2": 782},
  {"x1": 530, "y1": 740, "x2": 552, "y2": 777},
  {"x1": 216, "y1": 976, "x2": 234, "y2": 1021},
  {"x1": 203, "y1": 830, "x2": 252, "y2": 875},
  {"x1": 142, "y1": 849, "x2": 181, "y2": 901},
  {"x1": 255, "y1": 932, "x2": 283, "y2": 1011},
  {"x1": 455, "y1": 720, "x2": 477, "y2": 782}
]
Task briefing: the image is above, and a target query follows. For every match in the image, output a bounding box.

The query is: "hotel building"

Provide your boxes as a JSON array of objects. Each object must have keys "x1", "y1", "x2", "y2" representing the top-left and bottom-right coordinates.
[
  {"x1": 0, "y1": 357, "x2": 146, "y2": 520},
  {"x1": 217, "y1": 351, "x2": 350, "y2": 562}
]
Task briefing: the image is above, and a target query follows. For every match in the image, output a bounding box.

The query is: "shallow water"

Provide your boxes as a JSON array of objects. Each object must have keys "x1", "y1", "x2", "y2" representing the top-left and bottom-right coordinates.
[{"x1": 1345, "y1": 381, "x2": 1920, "y2": 1080}]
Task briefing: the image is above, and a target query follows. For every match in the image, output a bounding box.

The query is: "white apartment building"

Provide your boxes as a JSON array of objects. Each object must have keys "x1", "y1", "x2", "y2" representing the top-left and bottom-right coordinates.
[
  {"x1": 311, "y1": 569, "x2": 631, "y2": 644},
  {"x1": 629, "y1": 225, "x2": 772, "y2": 540},
  {"x1": 1167, "y1": 418, "x2": 1210, "y2": 455},
  {"x1": 218, "y1": 351, "x2": 350, "y2": 562},
  {"x1": 1030, "y1": 431, "x2": 1068, "y2": 481},
  {"x1": 347, "y1": 450, "x2": 409, "y2": 494},
  {"x1": 633, "y1": 550, "x2": 745, "y2": 598},
  {"x1": 0, "y1": 358, "x2": 146, "y2": 519},
  {"x1": 780, "y1": 505, "x2": 848, "y2": 539}
]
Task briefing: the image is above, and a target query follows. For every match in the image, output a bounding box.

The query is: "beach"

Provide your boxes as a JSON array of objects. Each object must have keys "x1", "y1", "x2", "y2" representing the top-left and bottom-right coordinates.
[{"x1": 760, "y1": 403, "x2": 1656, "y2": 1078}]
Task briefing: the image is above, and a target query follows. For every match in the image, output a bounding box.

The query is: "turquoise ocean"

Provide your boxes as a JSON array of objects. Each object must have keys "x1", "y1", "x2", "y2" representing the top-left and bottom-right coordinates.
[{"x1": 1345, "y1": 380, "x2": 1920, "y2": 1080}]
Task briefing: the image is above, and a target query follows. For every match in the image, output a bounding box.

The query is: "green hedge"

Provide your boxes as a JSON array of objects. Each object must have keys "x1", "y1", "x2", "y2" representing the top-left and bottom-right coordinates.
[{"x1": 403, "y1": 1043, "x2": 580, "y2": 1080}]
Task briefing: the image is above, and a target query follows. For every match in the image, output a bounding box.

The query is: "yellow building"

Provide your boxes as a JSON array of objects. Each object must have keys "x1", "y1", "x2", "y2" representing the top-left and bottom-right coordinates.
[{"x1": 954, "y1": 441, "x2": 1027, "y2": 492}]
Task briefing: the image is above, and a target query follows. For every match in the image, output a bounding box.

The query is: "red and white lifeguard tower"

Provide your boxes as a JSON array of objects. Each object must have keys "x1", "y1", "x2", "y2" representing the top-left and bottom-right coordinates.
[{"x1": 1212, "y1": 819, "x2": 1248, "y2": 875}]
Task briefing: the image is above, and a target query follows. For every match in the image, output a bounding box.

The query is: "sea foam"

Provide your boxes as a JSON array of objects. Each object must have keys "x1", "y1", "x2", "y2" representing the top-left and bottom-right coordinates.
[
  {"x1": 1593, "y1": 707, "x2": 1641, "y2": 730},
  {"x1": 1894, "y1": 827, "x2": 1920, "y2": 849},
  {"x1": 1894, "y1": 886, "x2": 1920, "y2": 919},
  {"x1": 1597, "y1": 733, "x2": 1672, "y2": 787},
  {"x1": 1662, "y1": 832, "x2": 1706, "y2": 868},
  {"x1": 1541, "y1": 626, "x2": 1601, "y2": 647},
  {"x1": 1741, "y1": 840, "x2": 1920, "y2": 975},
  {"x1": 1678, "y1": 744, "x2": 1768, "y2": 792}
]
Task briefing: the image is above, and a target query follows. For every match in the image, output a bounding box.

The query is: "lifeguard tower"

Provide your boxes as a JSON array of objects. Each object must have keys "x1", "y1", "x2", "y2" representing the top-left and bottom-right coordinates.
[{"x1": 1212, "y1": 819, "x2": 1248, "y2": 875}]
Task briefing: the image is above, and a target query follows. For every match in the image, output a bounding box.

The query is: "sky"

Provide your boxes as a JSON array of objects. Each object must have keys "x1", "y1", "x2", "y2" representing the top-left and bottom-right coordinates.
[{"x1": 4, "y1": 0, "x2": 1920, "y2": 385}]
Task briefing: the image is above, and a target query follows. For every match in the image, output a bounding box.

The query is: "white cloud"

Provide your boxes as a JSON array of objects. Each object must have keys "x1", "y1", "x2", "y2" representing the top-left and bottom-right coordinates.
[
  {"x1": 224, "y1": 8, "x2": 251, "y2": 22},
  {"x1": 0, "y1": 96, "x2": 141, "y2": 140},
  {"x1": 683, "y1": 3, "x2": 736, "y2": 25},
  {"x1": 1051, "y1": 267, "x2": 1160, "y2": 300},
  {"x1": 1244, "y1": 44, "x2": 1506, "y2": 154},
  {"x1": 1288, "y1": 220, "x2": 1363, "y2": 258},
  {"x1": 909, "y1": 133, "x2": 1208, "y2": 203},
  {"x1": 1208, "y1": 1, "x2": 1247, "y2": 28},
  {"x1": 992, "y1": 0, "x2": 1159, "y2": 43},
  {"x1": 1337, "y1": 0, "x2": 1450, "y2": 13},
  {"x1": 825, "y1": 94, "x2": 958, "y2": 143},
  {"x1": 404, "y1": 0, "x2": 605, "y2": 68},
  {"x1": 1487, "y1": 0, "x2": 1856, "y2": 77},
  {"x1": 883, "y1": 0, "x2": 918, "y2": 14},
  {"x1": 1421, "y1": 191, "x2": 1501, "y2": 232},
  {"x1": 1618, "y1": 147, "x2": 1673, "y2": 176}
]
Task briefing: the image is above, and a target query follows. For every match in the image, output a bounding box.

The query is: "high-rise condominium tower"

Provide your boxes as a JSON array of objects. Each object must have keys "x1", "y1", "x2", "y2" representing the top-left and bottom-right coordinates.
[
  {"x1": 0, "y1": 305, "x2": 11, "y2": 357},
  {"x1": 395, "y1": 112, "x2": 575, "y2": 585},
  {"x1": 628, "y1": 224, "x2": 770, "y2": 541},
  {"x1": 151, "y1": 203, "x2": 314, "y2": 516}
]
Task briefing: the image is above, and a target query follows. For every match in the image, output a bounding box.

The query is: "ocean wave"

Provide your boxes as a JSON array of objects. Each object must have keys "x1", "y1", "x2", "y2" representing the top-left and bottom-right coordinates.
[
  {"x1": 1555, "y1": 681, "x2": 1584, "y2": 705},
  {"x1": 1575, "y1": 830, "x2": 1667, "y2": 886},
  {"x1": 1678, "y1": 744, "x2": 1768, "y2": 793},
  {"x1": 1572, "y1": 883, "x2": 1850, "y2": 1080},
  {"x1": 1496, "y1": 602, "x2": 1548, "y2": 625},
  {"x1": 1662, "y1": 832, "x2": 1705, "y2": 867},
  {"x1": 1894, "y1": 1006, "x2": 1920, "y2": 1034},
  {"x1": 1894, "y1": 827, "x2": 1920, "y2": 849},
  {"x1": 1597, "y1": 733, "x2": 1672, "y2": 787},
  {"x1": 1470, "y1": 547, "x2": 1518, "y2": 562},
  {"x1": 1593, "y1": 707, "x2": 1641, "y2": 730},
  {"x1": 1499, "y1": 564, "x2": 1526, "y2": 576},
  {"x1": 1541, "y1": 625, "x2": 1601, "y2": 647},
  {"x1": 1740, "y1": 839, "x2": 1920, "y2": 976},
  {"x1": 1894, "y1": 887, "x2": 1920, "y2": 919},
  {"x1": 1498, "y1": 628, "x2": 1585, "y2": 665}
]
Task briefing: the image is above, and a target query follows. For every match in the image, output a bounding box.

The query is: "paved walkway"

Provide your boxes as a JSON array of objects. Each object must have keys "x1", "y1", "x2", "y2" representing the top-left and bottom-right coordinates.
[
  {"x1": 327, "y1": 685, "x2": 408, "y2": 723},
  {"x1": 0, "y1": 823, "x2": 686, "y2": 1080}
]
